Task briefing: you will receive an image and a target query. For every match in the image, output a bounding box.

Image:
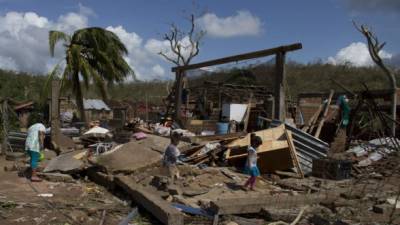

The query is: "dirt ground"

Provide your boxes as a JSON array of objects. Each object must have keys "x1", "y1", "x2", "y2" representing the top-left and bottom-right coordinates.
[{"x1": 0, "y1": 157, "x2": 133, "y2": 225}]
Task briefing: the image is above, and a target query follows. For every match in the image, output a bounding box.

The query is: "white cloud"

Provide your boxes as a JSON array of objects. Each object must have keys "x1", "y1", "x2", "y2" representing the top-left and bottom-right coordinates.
[
  {"x1": 55, "y1": 12, "x2": 88, "y2": 32},
  {"x1": 152, "y1": 65, "x2": 165, "y2": 77},
  {"x1": 106, "y1": 25, "x2": 169, "y2": 80},
  {"x1": 327, "y1": 42, "x2": 392, "y2": 67},
  {"x1": 0, "y1": 10, "x2": 88, "y2": 74},
  {"x1": 0, "y1": 55, "x2": 18, "y2": 71},
  {"x1": 0, "y1": 7, "x2": 172, "y2": 80},
  {"x1": 196, "y1": 10, "x2": 262, "y2": 38},
  {"x1": 145, "y1": 36, "x2": 194, "y2": 63}
]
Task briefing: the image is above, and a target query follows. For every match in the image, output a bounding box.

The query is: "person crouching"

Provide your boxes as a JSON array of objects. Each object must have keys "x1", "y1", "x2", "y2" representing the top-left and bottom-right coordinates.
[
  {"x1": 243, "y1": 134, "x2": 263, "y2": 191},
  {"x1": 163, "y1": 131, "x2": 182, "y2": 183}
]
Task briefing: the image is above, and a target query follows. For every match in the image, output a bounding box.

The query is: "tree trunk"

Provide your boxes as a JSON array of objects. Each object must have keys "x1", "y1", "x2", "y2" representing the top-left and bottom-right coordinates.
[
  {"x1": 74, "y1": 73, "x2": 86, "y2": 124},
  {"x1": 379, "y1": 64, "x2": 397, "y2": 136}
]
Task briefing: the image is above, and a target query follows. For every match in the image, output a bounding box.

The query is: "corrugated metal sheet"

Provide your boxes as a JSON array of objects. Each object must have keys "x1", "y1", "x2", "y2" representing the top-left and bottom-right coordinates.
[
  {"x1": 271, "y1": 120, "x2": 329, "y2": 174},
  {"x1": 83, "y1": 99, "x2": 111, "y2": 111}
]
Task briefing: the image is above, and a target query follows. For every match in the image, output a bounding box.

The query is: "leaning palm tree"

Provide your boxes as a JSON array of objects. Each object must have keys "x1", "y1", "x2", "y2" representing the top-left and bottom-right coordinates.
[{"x1": 48, "y1": 27, "x2": 133, "y2": 123}]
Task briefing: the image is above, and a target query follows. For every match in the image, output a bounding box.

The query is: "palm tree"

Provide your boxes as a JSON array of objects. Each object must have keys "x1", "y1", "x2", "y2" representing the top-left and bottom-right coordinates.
[{"x1": 48, "y1": 27, "x2": 133, "y2": 123}]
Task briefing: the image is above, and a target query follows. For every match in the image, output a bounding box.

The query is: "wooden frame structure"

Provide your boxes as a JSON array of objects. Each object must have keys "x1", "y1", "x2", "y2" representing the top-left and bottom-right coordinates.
[{"x1": 172, "y1": 43, "x2": 302, "y2": 122}]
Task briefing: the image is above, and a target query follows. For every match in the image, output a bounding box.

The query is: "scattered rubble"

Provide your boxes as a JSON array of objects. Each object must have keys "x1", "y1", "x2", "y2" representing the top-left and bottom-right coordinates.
[{"x1": 2, "y1": 84, "x2": 400, "y2": 225}]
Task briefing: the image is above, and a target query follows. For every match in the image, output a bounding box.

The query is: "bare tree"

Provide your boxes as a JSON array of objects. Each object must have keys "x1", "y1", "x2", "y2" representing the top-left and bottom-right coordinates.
[
  {"x1": 159, "y1": 14, "x2": 205, "y2": 121},
  {"x1": 353, "y1": 21, "x2": 397, "y2": 135},
  {"x1": 159, "y1": 14, "x2": 205, "y2": 67}
]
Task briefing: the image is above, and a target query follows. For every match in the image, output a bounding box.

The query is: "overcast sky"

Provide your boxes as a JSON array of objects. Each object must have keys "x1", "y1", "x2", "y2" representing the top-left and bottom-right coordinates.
[{"x1": 0, "y1": 0, "x2": 399, "y2": 80}]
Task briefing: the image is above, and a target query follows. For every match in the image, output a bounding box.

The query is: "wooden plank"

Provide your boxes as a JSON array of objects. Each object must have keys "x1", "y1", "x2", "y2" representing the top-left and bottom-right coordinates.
[
  {"x1": 226, "y1": 140, "x2": 289, "y2": 160},
  {"x1": 314, "y1": 90, "x2": 334, "y2": 138},
  {"x1": 172, "y1": 43, "x2": 302, "y2": 72},
  {"x1": 194, "y1": 157, "x2": 209, "y2": 166},
  {"x1": 188, "y1": 131, "x2": 246, "y2": 144},
  {"x1": 285, "y1": 130, "x2": 304, "y2": 178},
  {"x1": 301, "y1": 103, "x2": 323, "y2": 132},
  {"x1": 226, "y1": 125, "x2": 286, "y2": 148},
  {"x1": 225, "y1": 148, "x2": 231, "y2": 158},
  {"x1": 115, "y1": 176, "x2": 184, "y2": 225}
]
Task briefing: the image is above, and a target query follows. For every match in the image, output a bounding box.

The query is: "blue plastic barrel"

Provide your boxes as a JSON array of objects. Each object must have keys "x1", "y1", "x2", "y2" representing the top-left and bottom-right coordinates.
[{"x1": 216, "y1": 122, "x2": 229, "y2": 134}]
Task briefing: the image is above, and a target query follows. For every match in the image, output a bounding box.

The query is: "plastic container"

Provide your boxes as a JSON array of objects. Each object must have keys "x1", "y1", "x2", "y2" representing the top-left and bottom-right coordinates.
[{"x1": 216, "y1": 122, "x2": 229, "y2": 134}]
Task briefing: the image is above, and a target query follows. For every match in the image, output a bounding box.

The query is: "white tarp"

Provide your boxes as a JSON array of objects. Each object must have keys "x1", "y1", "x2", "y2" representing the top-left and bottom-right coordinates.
[
  {"x1": 84, "y1": 126, "x2": 110, "y2": 135},
  {"x1": 222, "y1": 103, "x2": 248, "y2": 122}
]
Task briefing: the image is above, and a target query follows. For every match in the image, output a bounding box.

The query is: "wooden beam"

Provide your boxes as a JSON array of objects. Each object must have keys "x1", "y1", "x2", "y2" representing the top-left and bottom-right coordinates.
[
  {"x1": 172, "y1": 43, "x2": 302, "y2": 72},
  {"x1": 285, "y1": 130, "x2": 304, "y2": 178}
]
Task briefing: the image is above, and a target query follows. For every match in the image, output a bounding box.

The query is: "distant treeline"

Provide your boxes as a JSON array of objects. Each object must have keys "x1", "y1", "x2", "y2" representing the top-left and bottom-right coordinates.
[{"x1": 0, "y1": 62, "x2": 399, "y2": 104}]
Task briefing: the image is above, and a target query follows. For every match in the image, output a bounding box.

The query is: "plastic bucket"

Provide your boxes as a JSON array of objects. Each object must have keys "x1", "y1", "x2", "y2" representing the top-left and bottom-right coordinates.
[{"x1": 216, "y1": 122, "x2": 229, "y2": 134}]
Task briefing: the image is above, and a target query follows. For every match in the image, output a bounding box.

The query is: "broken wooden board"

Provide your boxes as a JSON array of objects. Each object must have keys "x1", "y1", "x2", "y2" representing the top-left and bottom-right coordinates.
[
  {"x1": 226, "y1": 125, "x2": 296, "y2": 173},
  {"x1": 285, "y1": 130, "x2": 304, "y2": 178},
  {"x1": 226, "y1": 125, "x2": 286, "y2": 149},
  {"x1": 115, "y1": 175, "x2": 184, "y2": 225},
  {"x1": 186, "y1": 132, "x2": 246, "y2": 145}
]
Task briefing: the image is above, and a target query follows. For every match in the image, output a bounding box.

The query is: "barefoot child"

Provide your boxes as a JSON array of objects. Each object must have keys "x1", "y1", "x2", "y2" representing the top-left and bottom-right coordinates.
[{"x1": 243, "y1": 134, "x2": 262, "y2": 191}]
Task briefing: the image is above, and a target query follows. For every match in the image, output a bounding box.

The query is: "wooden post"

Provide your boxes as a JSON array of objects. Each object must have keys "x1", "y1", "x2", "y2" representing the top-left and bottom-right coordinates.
[
  {"x1": 243, "y1": 93, "x2": 253, "y2": 132},
  {"x1": 145, "y1": 92, "x2": 149, "y2": 122},
  {"x1": 174, "y1": 71, "x2": 183, "y2": 122},
  {"x1": 1, "y1": 99, "x2": 9, "y2": 154},
  {"x1": 274, "y1": 52, "x2": 286, "y2": 121},
  {"x1": 51, "y1": 80, "x2": 61, "y2": 146},
  {"x1": 218, "y1": 89, "x2": 222, "y2": 109}
]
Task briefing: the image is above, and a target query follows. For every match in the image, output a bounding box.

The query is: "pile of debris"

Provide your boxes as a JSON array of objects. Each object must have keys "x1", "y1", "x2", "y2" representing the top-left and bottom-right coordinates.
[{"x1": 3, "y1": 110, "x2": 400, "y2": 225}]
